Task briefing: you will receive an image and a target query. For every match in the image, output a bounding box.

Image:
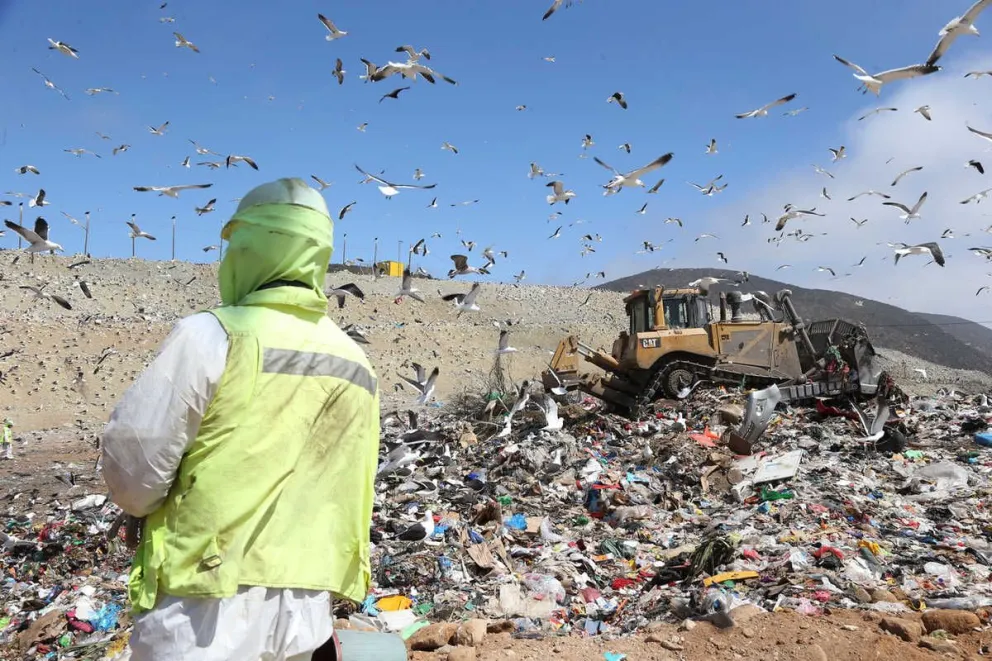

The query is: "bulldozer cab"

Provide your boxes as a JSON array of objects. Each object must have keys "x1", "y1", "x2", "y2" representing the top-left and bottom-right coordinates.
[{"x1": 625, "y1": 288, "x2": 709, "y2": 334}]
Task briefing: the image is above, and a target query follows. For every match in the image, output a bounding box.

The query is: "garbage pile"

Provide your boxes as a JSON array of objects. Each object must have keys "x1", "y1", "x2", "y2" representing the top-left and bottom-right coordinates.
[{"x1": 4, "y1": 384, "x2": 992, "y2": 657}]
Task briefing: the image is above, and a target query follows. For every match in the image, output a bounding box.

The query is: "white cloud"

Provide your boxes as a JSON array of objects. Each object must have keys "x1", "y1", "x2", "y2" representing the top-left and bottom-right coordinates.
[{"x1": 611, "y1": 52, "x2": 992, "y2": 325}]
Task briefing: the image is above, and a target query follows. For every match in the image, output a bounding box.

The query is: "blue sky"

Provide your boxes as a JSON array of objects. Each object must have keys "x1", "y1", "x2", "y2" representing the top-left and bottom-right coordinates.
[{"x1": 3, "y1": 1, "x2": 992, "y2": 319}]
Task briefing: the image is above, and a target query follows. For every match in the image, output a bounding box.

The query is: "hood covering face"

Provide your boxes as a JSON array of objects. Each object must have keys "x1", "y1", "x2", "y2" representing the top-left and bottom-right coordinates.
[{"x1": 218, "y1": 178, "x2": 333, "y2": 316}]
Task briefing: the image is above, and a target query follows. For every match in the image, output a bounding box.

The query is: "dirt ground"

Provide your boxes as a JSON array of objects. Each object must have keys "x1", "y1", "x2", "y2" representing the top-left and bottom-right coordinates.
[{"x1": 404, "y1": 609, "x2": 989, "y2": 660}]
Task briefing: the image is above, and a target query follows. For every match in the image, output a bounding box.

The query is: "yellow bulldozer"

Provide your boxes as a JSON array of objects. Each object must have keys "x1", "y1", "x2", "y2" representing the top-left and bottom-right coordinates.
[{"x1": 542, "y1": 286, "x2": 882, "y2": 417}]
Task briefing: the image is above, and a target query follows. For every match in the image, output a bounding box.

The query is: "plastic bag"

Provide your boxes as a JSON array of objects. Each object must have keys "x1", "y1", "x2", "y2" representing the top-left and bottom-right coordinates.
[{"x1": 522, "y1": 573, "x2": 566, "y2": 604}]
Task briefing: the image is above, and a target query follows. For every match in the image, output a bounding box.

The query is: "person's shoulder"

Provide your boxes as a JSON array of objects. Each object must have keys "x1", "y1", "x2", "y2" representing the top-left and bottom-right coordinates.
[{"x1": 320, "y1": 320, "x2": 376, "y2": 371}]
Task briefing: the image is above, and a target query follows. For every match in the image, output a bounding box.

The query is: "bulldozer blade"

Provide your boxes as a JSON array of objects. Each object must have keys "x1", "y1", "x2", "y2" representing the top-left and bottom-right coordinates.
[{"x1": 729, "y1": 383, "x2": 782, "y2": 454}]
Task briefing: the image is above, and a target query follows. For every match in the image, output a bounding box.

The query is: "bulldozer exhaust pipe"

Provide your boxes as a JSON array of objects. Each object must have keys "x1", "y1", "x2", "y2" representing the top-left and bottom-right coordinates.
[{"x1": 776, "y1": 290, "x2": 817, "y2": 358}]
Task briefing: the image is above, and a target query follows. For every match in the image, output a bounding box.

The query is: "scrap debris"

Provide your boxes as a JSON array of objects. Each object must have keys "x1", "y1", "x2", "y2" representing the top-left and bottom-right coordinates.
[{"x1": 4, "y1": 379, "x2": 992, "y2": 656}]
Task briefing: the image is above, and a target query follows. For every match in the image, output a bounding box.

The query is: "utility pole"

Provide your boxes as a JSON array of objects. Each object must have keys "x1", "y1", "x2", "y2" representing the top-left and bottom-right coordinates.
[
  {"x1": 341, "y1": 233, "x2": 347, "y2": 265},
  {"x1": 372, "y1": 237, "x2": 378, "y2": 278},
  {"x1": 83, "y1": 211, "x2": 90, "y2": 256},
  {"x1": 17, "y1": 204, "x2": 22, "y2": 249},
  {"x1": 397, "y1": 240, "x2": 402, "y2": 263},
  {"x1": 171, "y1": 216, "x2": 177, "y2": 261}
]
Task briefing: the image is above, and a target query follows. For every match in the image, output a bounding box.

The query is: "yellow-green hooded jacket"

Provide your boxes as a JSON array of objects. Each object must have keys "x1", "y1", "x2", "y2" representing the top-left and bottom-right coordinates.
[{"x1": 125, "y1": 178, "x2": 380, "y2": 613}]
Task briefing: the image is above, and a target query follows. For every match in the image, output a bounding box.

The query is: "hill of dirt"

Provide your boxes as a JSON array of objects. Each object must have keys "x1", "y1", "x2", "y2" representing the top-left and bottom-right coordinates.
[{"x1": 596, "y1": 267, "x2": 992, "y2": 373}]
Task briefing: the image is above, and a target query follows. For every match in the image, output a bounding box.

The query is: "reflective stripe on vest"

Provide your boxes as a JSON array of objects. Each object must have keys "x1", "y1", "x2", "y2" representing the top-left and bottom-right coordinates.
[{"x1": 262, "y1": 348, "x2": 377, "y2": 395}]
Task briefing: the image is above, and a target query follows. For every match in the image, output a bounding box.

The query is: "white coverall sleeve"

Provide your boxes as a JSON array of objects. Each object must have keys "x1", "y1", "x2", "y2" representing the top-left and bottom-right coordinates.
[{"x1": 101, "y1": 312, "x2": 228, "y2": 517}]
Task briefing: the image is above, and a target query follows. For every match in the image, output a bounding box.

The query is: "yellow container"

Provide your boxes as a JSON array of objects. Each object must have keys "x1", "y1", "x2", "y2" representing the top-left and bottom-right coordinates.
[{"x1": 378, "y1": 261, "x2": 404, "y2": 277}]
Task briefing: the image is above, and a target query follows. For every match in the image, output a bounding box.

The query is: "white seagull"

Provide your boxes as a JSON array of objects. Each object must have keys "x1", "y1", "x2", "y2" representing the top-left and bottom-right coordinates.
[
  {"x1": 173, "y1": 32, "x2": 200, "y2": 52},
  {"x1": 832, "y1": 54, "x2": 939, "y2": 95},
  {"x1": 735, "y1": 93, "x2": 797, "y2": 118},
  {"x1": 326, "y1": 283, "x2": 365, "y2": 309},
  {"x1": 926, "y1": 0, "x2": 992, "y2": 66},
  {"x1": 132, "y1": 183, "x2": 213, "y2": 198},
  {"x1": 891, "y1": 166, "x2": 924, "y2": 187},
  {"x1": 4, "y1": 220, "x2": 63, "y2": 253},
  {"x1": 883, "y1": 191, "x2": 928, "y2": 222},
  {"x1": 545, "y1": 180, "x2": 576, "y2": 205},
  {"x1": 399, "y1": 364, "x2": 439, "y2": 405},
  {"x1": 442, "y1": 283, "x2": 482, "y2": 316},
  {"x1": 317, "y1": 13, "x2": 347, "y2": 40},
  {"x1": 127, "y1": 218, "x2": 156, "y2": 241},
  {"x1": 594, "y1": 153, "x2": 674, "y2": 193},
  {"x1": 894, "y1": 241, "x2": 945, "y2": 267},
  {"x1": 47, "y1": 39, "x2": 79, "y2": 58},
  {"x1": 396, "y1": 270, "x2": 426, "y2": 303},
  {"x1": 496, "y1": 329, "x2": 518, "y2": 355},
  {"x1": 354, "y1": 165, "x2": 436, "y2": 198}
]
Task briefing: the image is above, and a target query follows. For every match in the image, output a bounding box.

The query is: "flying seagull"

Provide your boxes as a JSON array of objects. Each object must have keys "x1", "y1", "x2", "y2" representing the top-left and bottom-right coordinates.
[
  {"x1": 15, "y1": 165, "x2": 40, "y2": 175},
  {"x1": 47, "y1": 39, "x2": 79, "y2": 58},
  {"x1": 545, "y1": 180, "x2": 576, "y2": 205},
  {"x1": 858, "y1": 107, "x2": 898, "y2": 121},
  {"x1": 851, "y1": 217, "x2": 869, "y2": 228},
  {"x1": 226, "y1": 154, "x2": 259, "y2": 170},
  {"x1": 775, "y1": 206, "x2": 825, "y2": 231},
  {"x1": 735, "y1": 93, "x2": 796, "y2": 118},
  {"x1": 396, "y1": 45, "x2": 430, "y2": 61},
  {"x1": 399, "y1": 364, "x2": 439, "y2": 406},
  {"x1": 31, "y1": 68, "x2": 69, "y2": 100},
  {"x1": 891, "y1": 166, "x2": 923, "y2": 186},
  {"x1": 19, "y1": 284, "x2": 71, "y2": 310},
  {"x1": 173, "y1": 32, "x2": 200, "y2": 52},
  {"x1": 441, "y1": 141, "x2": 458, "y2": 154},
  {"x1": 915, "y1": 105, "x2": 933, "y2": 121},
  {"x1": 967, "y1": 160, "x2": 985, "y2": 174},
  {"x1": 379, "y1": 86, "x2": 411, "y2": 103},
  {"x1": 784, "y1": 106, "x2": 809, "y2": 116},
  {"x1": 595, "y1": 153, "x2": 674, "y2": 193},
  {"x1": 832, "y1": 55, "x2": 939, "y2": 95},
  {"x1": 28, "y1": 189, "x2": 49, "y2": 207},
  {"x1": 332, "y1": 58, "x2": 345, "y2": 85},
  {"x1": 396, "y1": 269, "x2": 425, "y2": 303},
  {"x1": 542, "y1": 0, "x2": 578, "y2": 21},
  {"x1": 148, "y1": 121, "x2": 170, "y2": 136},
  {"x1": 812, "y1": 165, "x2": 835, "y2": 179},
  {"x1": 354, "y1": 165, "x2": 436, "y2": 198},
  {"x1": 338, "y1": 201, "x2": 356, "y2": 219},
  {"x1": 311, "y1": 175, "x2": 332, "y2": 190},
  {"x1": 448, "y1": 254, "x2": 490, "y2": 278},
  {"x1": 848, "y1": 190, "x2": 891, "y2": 201},
  {"x1": 829, "y1": 146, "x2": 846, "y2": 161},
  {"x1": 967, "y1": 124, "x2": 992, "y2": 146},
  {"x1": 706, "y1": 139, "x2": 717, "y2": 154},
  {"x1": 926, "y1": 0, "x2": 992, "y2": 66},
  {"x1": 961, "y1": 187, "x2": 992, "y2": 204},
  {"x1": 607, "y1": 92, "x2": 628, "y2": 109},
  {"x1": 442, "y1": 282, "x2": 482, "y2": 316},
  {"x1": 318, "y1": 13, "x2": 347, "y2": 40},
  {"x1": 883, "y1": 191, "x2": 928, "y2": 222},
  {"x1": 127, "y1": 218, "x2": 156, "y2": 241},
  {"x1": 194, "y1": 198, "x2": 216, "y2": 215},
  {"x1": 966, "y1": 70, "x2": 992, "y2": 78},
  {"x1": 326, "y1": 283, "x2": 365, "y2": 309},
  {"x1": 496, "y1": 329, "x2": 517, "y2": 355},
  {"x1": 894, "y1": 241, "x2": 945, "y2": 267},
  {"x1": 133, "y1": 183, "x2": 213, "y2": 198},
  {"x1": 4, "y1": 220, "x2": 63, "y2": 253}
]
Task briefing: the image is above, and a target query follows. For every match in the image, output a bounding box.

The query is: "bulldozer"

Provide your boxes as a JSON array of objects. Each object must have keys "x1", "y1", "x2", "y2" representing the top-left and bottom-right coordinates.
[{"x1": 542, "y1": 286, "x2": 882, "y2": 417}]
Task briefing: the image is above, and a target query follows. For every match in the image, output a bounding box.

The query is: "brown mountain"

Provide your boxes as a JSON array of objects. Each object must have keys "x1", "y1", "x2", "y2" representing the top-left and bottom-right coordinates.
[{"x1": 596, "y1": 268, "x2": 992, "y2": 373}]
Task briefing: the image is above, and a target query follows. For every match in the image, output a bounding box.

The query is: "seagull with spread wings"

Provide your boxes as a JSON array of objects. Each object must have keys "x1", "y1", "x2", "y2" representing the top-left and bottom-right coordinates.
[
  {"x1": 354, "y1": 165, "x2": 436, "y2": 198},
  {"x1": 318, "y1": 13, "x2": 347, "y2": 40},
  {"x1": 133, "y1": 183, "x2": 213, "y2": 198},
  {"x1": 894, "y1": 241, "x2": 945, "y2": 267},
  {"x1": 832, "y1": 54, "x2": 939, "y2": 95},
  {"x1": 594, "y1": 153, "x2": 674, "y2": 194},
  {"x1": 883, "y1": 191, "x2": 928, "y2": 222},
  {"x1": 735, "y1": 93, "x2": 796, "y2": 118},
  {"x1": 4, "y1": 220, "x2": 63, "y2": 254},
  {"x1": 926, "y1": 0, "x2": 992, "y2": 66}
]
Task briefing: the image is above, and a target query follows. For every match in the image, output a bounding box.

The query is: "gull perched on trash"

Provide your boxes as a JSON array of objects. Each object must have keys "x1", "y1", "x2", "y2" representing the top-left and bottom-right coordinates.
[
  {"x1": 595, "y1": 153, "x2": 674, "y2": 194},
  {"x1": 354, "y1": 165, "x2": 436, "y2": 198},
  {"x1": 894, "y1": 241, "x2": 945, "y2": 267},
  {"x1": 396, "y1": 269, "x2": 425, "y2": 303},
  {"x1": 832, "y1": 55, "x2": 939, "y2": 95},
  {"x1": 317, "y1": 13, "x2": 347, "y2": 40},
  {"x1": 173, "y1": 32, "x2": 200, "y2": 52},
  {"x1": 47, "y1": 39, "x2": 79, "y2": 58},
  {"x1": 926, "y1": 0, "x2": 992, "y2": 66},
  {"x1": 133, "y1": 183, "x2": 212, "y2": 198},
  {"x1": 536, "y1": 395, "x2": 563, "y2": 431},
  {"x1": 883, "y1": 191, "x2": 928, "y2": 222},
  {"x1": 326, "y1": 283, "x2": 365, "y2": 309},
  {"x1": 735, "y1": 93, "x2": 796, "y2": 118},
  {"x1": 394, "y1": 510, "x2": 435, "y2": 543},
  {"x1": 399, "y1": 363, "x2": 439, "y2": 406},
  {"x1": 545, "y1": 180, "x2": 576, "y2": 205},
  {"x1": 442, "y1": 283, "x2": 482, "y2": 316},
  {"x1": 4, "y1": 220, "x2": 63, "y2": 254}
]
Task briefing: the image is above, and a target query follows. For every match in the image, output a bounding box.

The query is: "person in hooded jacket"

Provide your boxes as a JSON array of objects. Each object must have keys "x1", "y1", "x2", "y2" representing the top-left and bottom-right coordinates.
[{"x1": 101, "y1": 178, "x2": 380, "y2": 661}]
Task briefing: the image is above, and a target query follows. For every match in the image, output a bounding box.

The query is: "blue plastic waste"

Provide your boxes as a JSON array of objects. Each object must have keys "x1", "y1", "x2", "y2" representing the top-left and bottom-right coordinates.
[
  {"x1": 976, "y1": 432, "x2": 992, "y2": 448},
  {"x1": 506, "y1": 513, "x2": 527, "y2": 530}
]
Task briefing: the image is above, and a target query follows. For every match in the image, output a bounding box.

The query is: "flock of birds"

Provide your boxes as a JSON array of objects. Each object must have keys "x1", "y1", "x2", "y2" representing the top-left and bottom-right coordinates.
[{"x1": 6, "y1": 2, "x2": 992, "y2": 408}]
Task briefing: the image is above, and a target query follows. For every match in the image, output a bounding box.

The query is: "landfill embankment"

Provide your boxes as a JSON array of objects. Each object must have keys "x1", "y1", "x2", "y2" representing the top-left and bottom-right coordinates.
[{"x1": 4, "y1": 259, "x2": 992, "y2": 659}]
